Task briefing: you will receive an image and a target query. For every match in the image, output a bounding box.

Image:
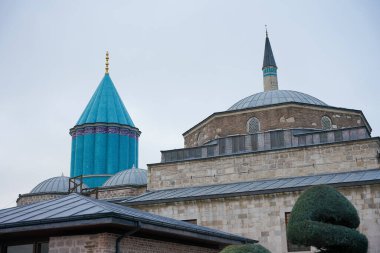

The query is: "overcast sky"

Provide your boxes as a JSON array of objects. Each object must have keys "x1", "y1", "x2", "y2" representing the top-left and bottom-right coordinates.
[{"x1": 0, "y1": 0, "x2": 379, "y2": 208}]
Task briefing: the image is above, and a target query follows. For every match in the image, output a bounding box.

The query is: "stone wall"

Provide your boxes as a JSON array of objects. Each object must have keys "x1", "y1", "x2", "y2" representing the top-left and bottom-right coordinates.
[
  {"x1": 97, "y1": 185, "x2": 146, "y2": 200},
  {"x1": 184, "y1": 104, "x2": 365, "y2": 147},
  {"x1": 49, "y1": 232, "x2": 219, "y2": 253},
  {"x1": 17, "y1": 186, "x2": 146, "y2": 206},
  {"x1": 133, "y1": 184, "x2": 380, "y2": 253},
  {"x1": 16, "y1": 193, "x2": 66, "y2": 206},
  {"x1": 148, "y1": 138, "x2": 380, "y2": 190}
]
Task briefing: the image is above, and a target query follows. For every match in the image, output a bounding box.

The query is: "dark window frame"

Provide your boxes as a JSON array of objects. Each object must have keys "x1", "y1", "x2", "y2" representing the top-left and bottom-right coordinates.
[{"x1": 2, "y1": 241, "x2": 49, "y2": 253}]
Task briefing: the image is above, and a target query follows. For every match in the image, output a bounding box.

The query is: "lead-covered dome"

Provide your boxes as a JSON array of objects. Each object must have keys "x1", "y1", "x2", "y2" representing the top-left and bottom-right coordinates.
[
  {"x1": 228, "y1": 90, "x2": 327, "y2": 111},
  {"x1": 103, "y1": 168, "x2": 147, "y2": 187},
  {"x1": 31, "y1": 176, "x2": 87, "y2": 194}
]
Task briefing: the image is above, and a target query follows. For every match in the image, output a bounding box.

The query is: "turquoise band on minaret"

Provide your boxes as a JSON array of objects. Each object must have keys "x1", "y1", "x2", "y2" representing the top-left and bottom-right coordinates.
[{"x1": 70, "y1": 53, "x2": 140, "y2": 187}]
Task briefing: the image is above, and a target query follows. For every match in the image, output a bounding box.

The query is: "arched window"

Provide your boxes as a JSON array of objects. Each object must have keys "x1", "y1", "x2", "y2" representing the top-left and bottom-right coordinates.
[
  {"x1": 247, "y1": 117, "x2": 260, "y2": 134},
  {"x1": 321, "y1": 116, "x2": 332, "y2": 130}
]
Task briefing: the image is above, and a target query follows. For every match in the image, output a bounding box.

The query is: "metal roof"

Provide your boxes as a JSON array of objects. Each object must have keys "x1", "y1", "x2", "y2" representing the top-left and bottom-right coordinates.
[
  {"x1": 123, "y1": 169, "x2": 380, "y2": 205},
  {"x1": 263, "y1": 35, "x2": 277, "y2": 69},
  {"x1": 30, "y1": 176, "x2": 87, "y2": 194},
  {"x1": 103, "y1": 168, "x2": 147, "y2": 187},
  {"x1": 228, "y1": 90, "x2": 327, "y2": 111},
  {"x1": 76, "y1": 74, "x2": 135, "y2": 126},
  {"x1": 0, "y1": 193, "x2": 253, "y2": 244}
]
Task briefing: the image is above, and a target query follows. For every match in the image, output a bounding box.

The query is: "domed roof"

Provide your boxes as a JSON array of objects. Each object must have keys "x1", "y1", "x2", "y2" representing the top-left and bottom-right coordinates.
[
  {"x1": 102, "y1": 168, "x2": 147, "y2": 187},
  {"x1": 228, "y1": 90, "x2": 327, "y2": 111},
  {"x1": 30, "y1": 176, "x2": 87, "y2": 194},
  {"x1": 76, "y1": 74, "x2": 135, "y2": 126}
]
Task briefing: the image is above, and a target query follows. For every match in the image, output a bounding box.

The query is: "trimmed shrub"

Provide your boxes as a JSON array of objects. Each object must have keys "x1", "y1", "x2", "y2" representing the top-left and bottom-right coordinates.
[
  {"x1": 220, "y1": 244, "x2": 271, "y2": 253},
  {"x1": 287, "y1": 185, "x2": 368, "y2": 253}
]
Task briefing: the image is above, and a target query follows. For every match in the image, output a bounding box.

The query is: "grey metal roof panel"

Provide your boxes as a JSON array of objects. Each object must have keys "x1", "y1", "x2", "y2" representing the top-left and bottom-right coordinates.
[
  {"x1": 30, "y1": 176, "x2": 87, "y2": 194},
  {"x1": 124, "y1": 169, "x2": 380, "y2": 205},
  {"x1": 0, "y1": 193, "x2": 252, "y2": 243},
  {"x1": 228, "y1": 90, "x2": 327, "y2": 111}
]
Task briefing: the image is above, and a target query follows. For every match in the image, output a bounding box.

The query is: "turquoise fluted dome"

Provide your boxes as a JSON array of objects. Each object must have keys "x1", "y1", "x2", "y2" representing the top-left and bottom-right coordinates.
[
  {"x1": 70, "y1": 73, "x2": 140, "y2": 188},
  {"x1": 102, "y1": 168, "x2": 147, "y2": 187},
  {"x1": 31, "y1": 176, "x2": 87, "y2": 194},
  {"x1": 77, "y1": 74, "x2": 135, "y2": 126}
]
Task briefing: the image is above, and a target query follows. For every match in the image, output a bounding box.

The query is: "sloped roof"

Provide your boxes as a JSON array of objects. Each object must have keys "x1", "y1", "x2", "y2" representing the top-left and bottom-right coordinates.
[
  {"x1": 262, "y1": 35, "x2": 277, "y2": 69},
  {"x1": 123, "y1": 169, "x2": 380, "y2": 205},
  {"x1": 76, "y1": 74, "x2": 135, "y2": 126},
  {"x1": 103, "y1": 168, "x2": 147, "y2": 187},
  {"x1": 0, "y1": 193, "x2": 253, "y2": 244}
]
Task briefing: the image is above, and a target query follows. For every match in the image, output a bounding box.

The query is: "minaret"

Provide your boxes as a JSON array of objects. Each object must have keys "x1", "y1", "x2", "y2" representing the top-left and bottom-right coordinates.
[
  {"x1": 69, "y1": 52, "x2": 141, "y2": 188},
  {"x1": 262, "y1": 28, "x2": 278, "y2": 91}
]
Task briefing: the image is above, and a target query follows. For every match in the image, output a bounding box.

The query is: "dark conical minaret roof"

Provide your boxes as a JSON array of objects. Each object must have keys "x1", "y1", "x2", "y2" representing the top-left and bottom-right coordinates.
[{"x1": 262, "y1": 32, "x2": 277, "y2": 69}]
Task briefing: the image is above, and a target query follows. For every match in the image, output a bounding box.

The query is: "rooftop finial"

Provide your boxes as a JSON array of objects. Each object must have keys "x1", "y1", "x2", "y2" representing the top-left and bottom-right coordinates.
[
  {"x1": 105, "y1": 51, "x2": 109, "y2": 74},
  {"x1": 265, "y1": 25, "x2": 268, "y2": 37}
]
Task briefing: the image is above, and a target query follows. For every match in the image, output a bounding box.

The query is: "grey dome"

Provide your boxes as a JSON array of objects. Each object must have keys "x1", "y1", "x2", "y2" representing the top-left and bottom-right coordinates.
[
  {"x1": 30, "y1": 176, "x2": 87, "y2": 194},
  {"x1": 228, "y1": 90, "x2": 327, "y2": 111},
  {"x1": 103, "y1": 168, "x2": 147, "y2": 187}
]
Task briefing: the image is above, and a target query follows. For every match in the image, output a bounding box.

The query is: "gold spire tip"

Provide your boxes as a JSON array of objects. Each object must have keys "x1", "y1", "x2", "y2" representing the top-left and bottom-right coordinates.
[{"x1": 105, "y1": 51, "x2": 109, "y2": 74}]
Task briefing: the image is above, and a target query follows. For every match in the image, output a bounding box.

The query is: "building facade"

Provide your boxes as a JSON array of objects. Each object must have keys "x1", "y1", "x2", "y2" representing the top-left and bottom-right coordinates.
[{"x1": 14, "y1": 34, "x2": 380, "y2": 253}]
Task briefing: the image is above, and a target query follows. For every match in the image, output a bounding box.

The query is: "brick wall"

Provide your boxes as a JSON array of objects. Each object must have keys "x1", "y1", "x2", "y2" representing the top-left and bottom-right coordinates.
[
  {"x1": 148, "y1": 138, "x2": 380, "y2": 191},
  {"x1": 134, "y1": 184, "x2": 380, "y2": 253},
  {"x1": 49, "y1": 233, "x2": 219, "y2": 253},
  {"x1": 184, "y1": 104, "x2": 365, "y2": 147}
]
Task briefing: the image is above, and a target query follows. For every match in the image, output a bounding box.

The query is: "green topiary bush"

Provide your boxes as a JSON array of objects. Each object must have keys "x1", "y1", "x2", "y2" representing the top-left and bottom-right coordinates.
[
  {"x1": 287, "y1": 185, "x2": 368, "y2": 253},
  {"x1": 220, "y1": 244, "x2": 271, "y2": 253}
]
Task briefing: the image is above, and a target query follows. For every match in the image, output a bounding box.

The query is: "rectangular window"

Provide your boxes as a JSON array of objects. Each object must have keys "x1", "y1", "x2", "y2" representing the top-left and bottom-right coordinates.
[
  {"x1": 7, "y1": 244, "x2": 34, "y2": 253},
  {"x1": 6, "y1": 242, "x2": 48, "y2": 253},
  {"x1": 219, "y1": 138, "x2": 226, "y2": 155},
  {"x1": 270, "y1": 131, "x2": 285, "y2": 149},
  {"x1": 298, "y1": 135, "x2": 306, "y2": 146},
  {"x1": 232, "y1": 136, "x2": 245, "y2": 153},
  {"x1": 285, "y1": 212, "x2": 310, "y2": 252},
  {"x1": 334, "y1": 131, "x2": 343, "y2": 142},
  {"x1": 251, "y1": 134, "x2": 258, "y2": 151},
  {"x1": 320, "y1": 132, "x2": 328, "y2": 143},
  {"x1": 207, "y1": 146, "x2": 215, "y2": 157}
]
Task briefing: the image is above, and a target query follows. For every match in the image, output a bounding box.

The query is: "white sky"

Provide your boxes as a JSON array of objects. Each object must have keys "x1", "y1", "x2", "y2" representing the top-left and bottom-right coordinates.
[{"x1": 0, "y1": 0, "x2": 379, "y2": 208}]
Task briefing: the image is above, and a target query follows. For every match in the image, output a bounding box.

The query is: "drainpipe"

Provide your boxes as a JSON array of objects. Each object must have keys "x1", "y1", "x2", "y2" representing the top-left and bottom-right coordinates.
[{"x1": 116, "y1": 221, "x2": 141, "y2": 253}]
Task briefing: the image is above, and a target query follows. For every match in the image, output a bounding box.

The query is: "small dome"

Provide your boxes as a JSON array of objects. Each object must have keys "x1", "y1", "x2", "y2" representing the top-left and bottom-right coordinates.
[
  {"x1": 30, "y1": 176, "x2": 87, "y2": 194},
  {"x1": 228, "y1": 90, "x2": 327, "y2": 111},
  {"x1": 103, "y1": 168, "x2": 147, "y2": 187}
]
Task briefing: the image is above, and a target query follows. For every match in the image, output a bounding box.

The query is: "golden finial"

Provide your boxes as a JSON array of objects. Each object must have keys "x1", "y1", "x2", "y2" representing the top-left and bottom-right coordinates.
[{"x1": 105, "y1": 51, "x2": 110, "y2": 74}]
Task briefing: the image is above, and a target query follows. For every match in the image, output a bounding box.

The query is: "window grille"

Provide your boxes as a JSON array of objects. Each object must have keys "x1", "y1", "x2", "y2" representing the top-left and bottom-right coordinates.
[
  {"x1": 247, "y1": 117, "x2": 260, "y2": 134},
  {"x1": 321, "y1": 116, "x2": 332, "y2": 130}
]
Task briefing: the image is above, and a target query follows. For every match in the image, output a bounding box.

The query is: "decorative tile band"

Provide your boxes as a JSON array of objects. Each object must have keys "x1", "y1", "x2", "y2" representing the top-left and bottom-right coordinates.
[{"x1": 72, "y1": 126, "x2": 139, "y2": 138}]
